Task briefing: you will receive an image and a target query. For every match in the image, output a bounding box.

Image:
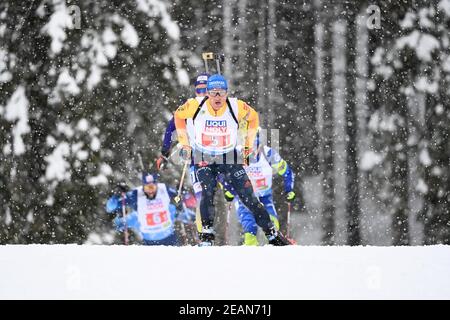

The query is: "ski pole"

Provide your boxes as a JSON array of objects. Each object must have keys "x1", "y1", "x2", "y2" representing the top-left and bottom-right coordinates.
[
  {"x1": 224, "y1": 202, "x2": 232, "y2": 245},
  {"x1": 122, "y1": 191, "x2": 129, "y2": 245},
  {"x1": 177, "y1": 208, "x2": 188, "y2": 245},
  {"x1": 216, "y1": 58, "x2": 221, "y2": 74},
  {"x1": 214, "y1": 53, "x2": 224, "y2": 75},
  {"x1": 174, "y1": 160, "x2": 189, "y2": 203},
  {"x1": 137, "y1": 152, "x2": 145, "y2": 172},
  {"x1": 287, "y1": 202, "x2": 291, "y2": 239}
]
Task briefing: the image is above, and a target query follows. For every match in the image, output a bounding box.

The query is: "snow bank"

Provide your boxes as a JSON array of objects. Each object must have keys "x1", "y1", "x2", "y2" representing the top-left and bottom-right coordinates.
[{"x1": 0, "y1": 245, "x2": 449, "y2": 299}]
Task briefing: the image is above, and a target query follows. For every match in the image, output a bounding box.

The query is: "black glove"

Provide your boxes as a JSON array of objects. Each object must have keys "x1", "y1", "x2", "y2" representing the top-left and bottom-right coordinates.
[
  {"x1": 116, "y1": 182, "x2": 129, "y2": 193},
  {"x1": 161, "y1": 148, "x2": 170, "y2": 158},
  {"x1": 174, "y1": 199, "x2": 183, "y2": 211}
]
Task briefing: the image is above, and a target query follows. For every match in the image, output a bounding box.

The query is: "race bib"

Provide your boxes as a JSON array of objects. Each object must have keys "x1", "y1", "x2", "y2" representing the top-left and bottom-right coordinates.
[
  {"x1": 145, "y1": 211, "x2": 168, "y2": 226},
  {"x1": 201, "y1": 134, "x2": 230, "y2": 147},
  {"x1": 255, "y1": 178, "x2": 267, "y2": 189}
]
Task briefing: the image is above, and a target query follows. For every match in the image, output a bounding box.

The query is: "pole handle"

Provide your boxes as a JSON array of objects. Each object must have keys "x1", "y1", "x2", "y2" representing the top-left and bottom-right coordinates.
[{"x1": 202, "y1": 52, "x2": 214, "y2": 73}]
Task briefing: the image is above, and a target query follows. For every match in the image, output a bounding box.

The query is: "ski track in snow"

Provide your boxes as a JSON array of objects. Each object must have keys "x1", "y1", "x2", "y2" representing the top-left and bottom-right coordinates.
[{"x1": 0, "y1": 245, "x2": 449, "y2": 299}]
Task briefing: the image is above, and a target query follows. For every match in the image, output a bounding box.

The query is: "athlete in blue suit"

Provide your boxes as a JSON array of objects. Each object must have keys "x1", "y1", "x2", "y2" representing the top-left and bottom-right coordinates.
[{"x1": 106, "y1": 173, "x2": 180, "y2": 245}]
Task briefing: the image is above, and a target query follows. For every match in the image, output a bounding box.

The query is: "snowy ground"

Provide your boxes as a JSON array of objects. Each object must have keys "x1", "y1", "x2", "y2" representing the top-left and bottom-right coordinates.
[{"x1": 0, "y1": 245, "x2": 449, "y2": 299}]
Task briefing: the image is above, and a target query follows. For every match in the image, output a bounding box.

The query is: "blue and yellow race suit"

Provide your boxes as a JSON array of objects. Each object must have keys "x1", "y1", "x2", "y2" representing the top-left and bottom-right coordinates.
[{"x1": 231, "y1": 145, "x2": 295, "y2": 245}]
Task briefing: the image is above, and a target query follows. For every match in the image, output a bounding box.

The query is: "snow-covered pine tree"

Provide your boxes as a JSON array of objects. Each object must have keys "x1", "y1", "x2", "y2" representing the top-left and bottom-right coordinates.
[
  {"x1": 0, "y1": 0, "x2": 185, "y2": 244},
  {"x1": 410, "y1": 0, "x2": 450, "y2": 244},
  {"x1": 365, "y1": 0, "x2": 446, "y2": 245}
]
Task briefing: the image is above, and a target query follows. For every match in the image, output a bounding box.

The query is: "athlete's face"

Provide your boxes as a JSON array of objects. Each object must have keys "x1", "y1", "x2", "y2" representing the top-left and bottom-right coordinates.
[
  {"x1": 207, "y1": 89, "x2": 227, "y2": 110},
  {"x1": 143, "y1": 183, "x2": 157, "y2": 199},
  {"x1": 195, "y1": 84, "x2": 207, "y2": 97}
]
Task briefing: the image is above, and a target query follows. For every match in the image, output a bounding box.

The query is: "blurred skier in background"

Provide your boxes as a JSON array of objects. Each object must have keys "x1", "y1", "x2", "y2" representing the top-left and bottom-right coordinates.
[
  {"x1": 223, "y1": 128, "x2": 296, "y2": 245},
  {"x1": 106, "y1": 172, "x2": 184, "y2": 245}
]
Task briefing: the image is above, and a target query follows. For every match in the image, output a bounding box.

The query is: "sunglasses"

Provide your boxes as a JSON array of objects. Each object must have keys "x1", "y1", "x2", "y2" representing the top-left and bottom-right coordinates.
[
  {"x1": 208, "y1": 90, "x2": 227, "y2": 97},
  {"x1": 196, "y1": 87, "x2": 207, "y2": 94}
]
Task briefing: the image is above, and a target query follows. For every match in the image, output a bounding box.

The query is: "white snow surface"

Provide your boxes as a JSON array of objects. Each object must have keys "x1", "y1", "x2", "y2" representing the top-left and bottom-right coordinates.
[{"x1": 0, "y1": 245, "x2": 449, "y2": 299}]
